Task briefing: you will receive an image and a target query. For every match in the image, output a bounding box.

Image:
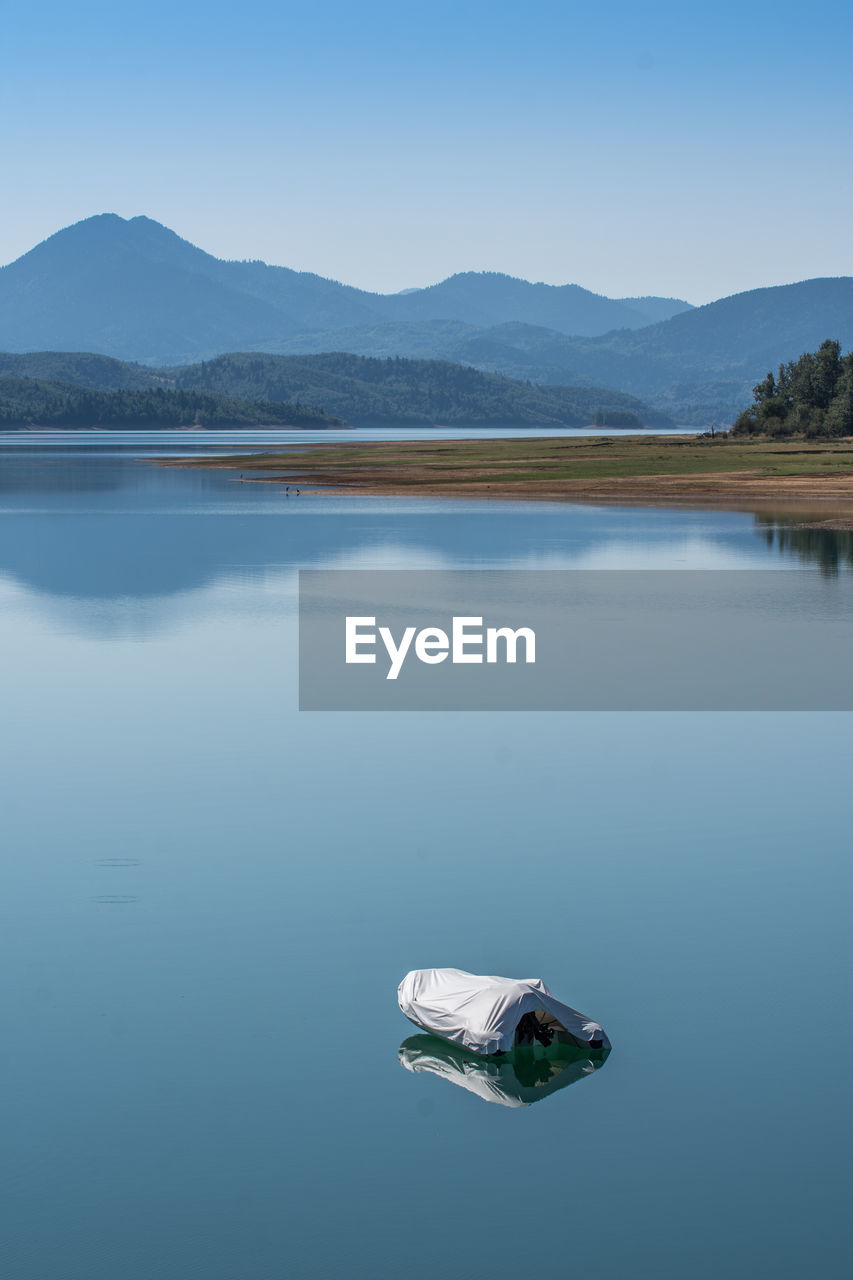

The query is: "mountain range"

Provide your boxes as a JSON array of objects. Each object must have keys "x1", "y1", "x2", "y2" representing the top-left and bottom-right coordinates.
[
  {"x1": 0, "y1": 214, "x2": 690, "y2": 365},
  {"x1": 1, "y1": 214, "x2": 851, "y2": 423}
]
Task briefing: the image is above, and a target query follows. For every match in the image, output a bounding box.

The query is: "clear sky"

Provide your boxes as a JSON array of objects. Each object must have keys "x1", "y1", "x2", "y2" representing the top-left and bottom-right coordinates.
[{"x1": 1, "y1": 0, "x2": 851, "y2": 303}]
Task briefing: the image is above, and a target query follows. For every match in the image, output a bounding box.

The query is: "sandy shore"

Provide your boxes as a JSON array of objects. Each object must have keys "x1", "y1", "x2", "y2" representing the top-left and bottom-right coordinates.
[{"x1": 152, "y1": 435, "x2": 853, "y2": 527}]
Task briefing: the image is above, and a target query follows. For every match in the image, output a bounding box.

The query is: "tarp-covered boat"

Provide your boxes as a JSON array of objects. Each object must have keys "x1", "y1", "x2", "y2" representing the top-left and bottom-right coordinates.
[
  {"x1": 397, "y1": 968, "x2": 610, "y2": 1057},
  {"x1": 399, "y1": 1034, "x2": 608, "y2": 1108}
]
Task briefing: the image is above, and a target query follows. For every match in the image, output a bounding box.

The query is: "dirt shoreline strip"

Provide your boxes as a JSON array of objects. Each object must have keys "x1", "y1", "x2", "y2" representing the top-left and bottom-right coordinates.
[{"x1": 151, "y1": 434, "x2": 853, "y2": 526}]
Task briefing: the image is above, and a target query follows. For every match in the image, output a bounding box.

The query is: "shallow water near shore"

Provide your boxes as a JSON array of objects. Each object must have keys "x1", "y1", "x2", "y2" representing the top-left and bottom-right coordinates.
[{"x1": 1, "y1": 431, "x2": 851, "y2": 1280}]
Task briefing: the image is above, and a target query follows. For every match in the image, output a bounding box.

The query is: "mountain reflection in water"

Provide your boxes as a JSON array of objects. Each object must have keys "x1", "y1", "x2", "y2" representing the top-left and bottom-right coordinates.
[{"x1": 399, "y1": 1035, "x2": 609, "y2": 1109}]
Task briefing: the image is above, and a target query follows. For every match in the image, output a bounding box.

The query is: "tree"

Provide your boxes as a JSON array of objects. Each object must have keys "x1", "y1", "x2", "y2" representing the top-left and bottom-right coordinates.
[{"x1": 732, "y1": 340, "x2": 853, "y2": 438}]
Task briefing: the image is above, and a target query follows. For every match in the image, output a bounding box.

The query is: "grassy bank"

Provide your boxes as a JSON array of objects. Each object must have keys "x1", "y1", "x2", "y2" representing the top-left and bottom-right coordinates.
[{"x1": 156, "y1": 434, "x2": 853, "y2": 514}]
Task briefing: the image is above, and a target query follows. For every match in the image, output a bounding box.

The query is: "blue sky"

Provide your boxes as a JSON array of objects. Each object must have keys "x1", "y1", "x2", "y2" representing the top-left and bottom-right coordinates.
[{"x1": 1, "y1": 0, "x2": 851, "y2": 301}]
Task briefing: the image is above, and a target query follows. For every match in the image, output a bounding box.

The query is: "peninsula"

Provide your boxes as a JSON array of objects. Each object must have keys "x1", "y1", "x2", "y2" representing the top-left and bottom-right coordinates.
[{"x1": 156, "y1": 435, "x2": 853, "y2": 519}]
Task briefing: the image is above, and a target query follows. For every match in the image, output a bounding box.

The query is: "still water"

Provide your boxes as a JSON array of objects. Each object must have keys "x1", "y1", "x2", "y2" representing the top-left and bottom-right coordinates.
[{"x1": 1, "y1": 432, "x2": 851, "y2": 1279}]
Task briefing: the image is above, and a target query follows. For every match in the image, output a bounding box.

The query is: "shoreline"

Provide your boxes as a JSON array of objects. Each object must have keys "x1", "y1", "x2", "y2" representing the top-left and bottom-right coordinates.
[{"x1": 151, "y1": 434, "x2": 853, "y2": 527}]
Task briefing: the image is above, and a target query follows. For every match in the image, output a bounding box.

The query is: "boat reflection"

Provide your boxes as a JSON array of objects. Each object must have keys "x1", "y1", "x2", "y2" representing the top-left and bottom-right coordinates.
[{"x1": 399, "y1": 1035, "x2": 609, "y2": 1109}]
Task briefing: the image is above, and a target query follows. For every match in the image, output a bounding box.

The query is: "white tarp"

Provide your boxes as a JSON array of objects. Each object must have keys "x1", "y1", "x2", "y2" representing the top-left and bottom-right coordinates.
[{"x1": 397, "y1": 968, "x2": 610, "y2": 1056}]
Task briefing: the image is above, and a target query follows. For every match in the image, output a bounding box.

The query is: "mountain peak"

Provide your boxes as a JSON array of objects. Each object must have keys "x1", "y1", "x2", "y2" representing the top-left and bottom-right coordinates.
[
  {"x1": 5, "y1": 213, "x2": 208, "y2": 272},
  {"x1": 0, "y1": 213, "x2": 699, "y2": 365}
]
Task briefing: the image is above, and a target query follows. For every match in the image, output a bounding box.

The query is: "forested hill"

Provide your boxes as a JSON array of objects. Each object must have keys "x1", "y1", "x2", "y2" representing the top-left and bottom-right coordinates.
[
  {"x1": 165, "y1": 352, "x2": 673, "y2": 426},
  {"x1": 0, "y1": 377, "x2": 341, "y2": 428},
  {"x1": 0, "y1": 351, "x2": 673, "y2": 427},
  {"x1": 0, "y1": 350, "x2": 160, "y2": 390}
]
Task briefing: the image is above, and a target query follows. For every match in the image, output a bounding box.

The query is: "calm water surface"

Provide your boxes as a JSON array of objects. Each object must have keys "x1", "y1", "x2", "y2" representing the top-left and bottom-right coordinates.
[{"x1": 1, "y1": 432, "x2": 851, "y2": 1279}]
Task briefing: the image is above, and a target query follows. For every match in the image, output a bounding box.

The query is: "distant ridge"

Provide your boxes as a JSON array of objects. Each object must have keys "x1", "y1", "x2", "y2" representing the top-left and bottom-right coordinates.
[
  {"x1": 1, "y1": 215, "x2": 851, "y2": 421},
  {"x1": 0, "y1": 214, "x2": 691, "y2": 364},
  {"x1": 270, "y1": 283, "x2": 853, "y2": 422}
]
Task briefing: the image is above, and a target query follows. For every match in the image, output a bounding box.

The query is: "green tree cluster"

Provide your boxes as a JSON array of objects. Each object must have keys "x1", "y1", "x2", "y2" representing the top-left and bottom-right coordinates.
[{"x1": 733, "y1": 340, "x2": 853, "y2": 437}]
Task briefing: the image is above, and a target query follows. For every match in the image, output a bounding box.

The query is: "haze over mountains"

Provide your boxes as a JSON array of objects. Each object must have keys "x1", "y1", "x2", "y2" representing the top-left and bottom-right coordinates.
[
  {"x1": 1, "y1": 214, "x2": 851, "y2": 423},
  {"x1": 0, "y1": 214, "x2": 689, "y2": 363}
]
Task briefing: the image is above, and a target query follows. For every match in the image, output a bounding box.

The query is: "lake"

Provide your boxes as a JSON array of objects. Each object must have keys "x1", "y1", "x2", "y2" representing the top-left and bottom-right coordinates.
[{"x1": 1, "y1": 430, "x2": 851, "y2": 1280}]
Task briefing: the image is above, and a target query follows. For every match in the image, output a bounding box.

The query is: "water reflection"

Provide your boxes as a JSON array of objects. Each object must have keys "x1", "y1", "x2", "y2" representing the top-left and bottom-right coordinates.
[
  {"x1": 755, "y1": 515, "x2": 853, "y2": 576},
  {"x1": 2, "y1": 436, "x2": 852, "y2": 1279},
  {"x1": 1, "y1": 442, "x2": 852, "y2": 625},
  {"x1": 0, "y1": 505, "x2": 771, "y2": 604},
  {"x1": 399, "y1": 1035, "x2": 609, "y2": 1109}
]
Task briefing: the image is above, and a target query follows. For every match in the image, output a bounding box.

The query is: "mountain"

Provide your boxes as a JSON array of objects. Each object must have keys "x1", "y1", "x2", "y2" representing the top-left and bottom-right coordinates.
[
  {"x1": 3, "y1": 215, "x2": 850, "y2": 424},
  {"x1": 371, "y1": 272, "x2": 688, "y2": 332},
  {"x1": 272, "y1": 281, "x2": 853, "y2": 423},
  {"x1": 0, "y1": 351, "x2": 673, "y2": 428},
  {"x1": 478, "y1": 279, "x2": 853, "y2": 422},
  {"x1": 616, "y1": 296, "x2": 696, "y2": 324},
  {"x1": 0, "y1": 214, "x2": 692, "y2": 364},
  {"x1": 0, "y1": 350, "x2": 162, "y2": 390},
  {"x1": 0, "y1": 215, "x2": 300, "y2": 364}
]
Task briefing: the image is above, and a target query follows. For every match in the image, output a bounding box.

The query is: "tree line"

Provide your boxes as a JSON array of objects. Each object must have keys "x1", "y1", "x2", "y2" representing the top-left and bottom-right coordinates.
[
  {"x1": 0, "y1": 377, "x2": 340, "y2": 428},
  {"x1": 733, "y1": 340, "x2": 853, "y2": 437}
]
